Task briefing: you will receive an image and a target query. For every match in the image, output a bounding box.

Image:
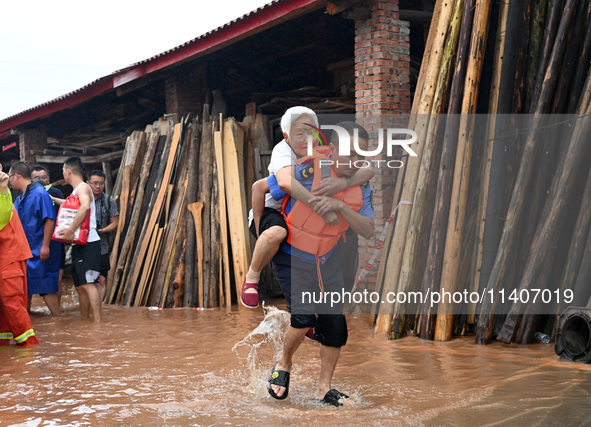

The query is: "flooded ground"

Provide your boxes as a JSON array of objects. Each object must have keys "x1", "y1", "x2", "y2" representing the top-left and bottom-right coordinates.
[{"x1": 1, "y1": 282, "x2": 591, "y2": 426}]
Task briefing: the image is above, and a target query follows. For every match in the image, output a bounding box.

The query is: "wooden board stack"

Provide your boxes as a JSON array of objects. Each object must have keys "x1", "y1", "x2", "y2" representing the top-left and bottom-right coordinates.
[{"x1": 106, "y1": 108, "x2": 264, "y2": 308}]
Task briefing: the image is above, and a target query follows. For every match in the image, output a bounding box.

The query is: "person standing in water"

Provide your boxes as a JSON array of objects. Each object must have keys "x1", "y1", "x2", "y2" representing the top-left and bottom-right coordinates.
[
  {"x1": 31, "y1": 165, "x2": 66, "y2": 306},
  {"x1": 267, "y1": 122, "x2": 374, "y2": 406},
  {"x1": 86, "y1": 169, "x2": 119, "y2": 303},
  {"x1": 0, "y1": 163, "x2": 39, "y2": 347},
  {"x1": 54, "y1": 157, "x2": 102, "y2": 323},
  {"x1": 9, "y1": 162, "x2": 61, "y2": 316}
]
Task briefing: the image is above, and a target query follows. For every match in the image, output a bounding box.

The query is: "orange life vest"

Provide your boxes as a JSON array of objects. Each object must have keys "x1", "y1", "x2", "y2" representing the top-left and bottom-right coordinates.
[{"x1": 282, "y1": 148, "x2": 363, "y2": 257}]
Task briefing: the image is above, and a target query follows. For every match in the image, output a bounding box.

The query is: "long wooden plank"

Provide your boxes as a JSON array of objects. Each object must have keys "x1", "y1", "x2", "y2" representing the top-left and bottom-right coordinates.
[
  {"x1": 35, "y1": 150, "x2": 125, "y2": 164},
  {"x1": 198, "y1": 112, "x2": 213, "y2": 307},
  {"x1": 134, "y1": 226, "x2": 162, "y2": 306},
  {"x1": 125, "y1": 132, "x2": 148, "y2": 220},
  {"x1": 222, "y1": 118, "x2": 252, "y2": 299},
  {"x1": 210, "y1": 164, "x2": 220, "y2": 308},
  {"x1": 184, "y1": 123, "x2": 201, "y2": 307},
  {"x1": 141, "y1": 227, "x2": 167, "y2": 307},
  {"x1": 188, "y1": 202, "x2": 204, "y2": 307},
  {"x1": 213, "y1": 118, "x2": 232, "y2": 307},
  {"x1": 158, "y1": 178, "x2": 189, "y2": 307}
]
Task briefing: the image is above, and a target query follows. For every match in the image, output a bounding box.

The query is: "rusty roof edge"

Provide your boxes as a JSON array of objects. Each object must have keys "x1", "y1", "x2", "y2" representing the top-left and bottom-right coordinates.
[{"x1": 0, "y1": 0, "x2": 325, "y2": 132}]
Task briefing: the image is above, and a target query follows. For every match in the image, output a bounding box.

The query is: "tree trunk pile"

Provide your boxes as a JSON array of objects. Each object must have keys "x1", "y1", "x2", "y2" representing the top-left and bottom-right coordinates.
[{"x1": 376, "y1": 0, "x2": 591, "y2": 345}]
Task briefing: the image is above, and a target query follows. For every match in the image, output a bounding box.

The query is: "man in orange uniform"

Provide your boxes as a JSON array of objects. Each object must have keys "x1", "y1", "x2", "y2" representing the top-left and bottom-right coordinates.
[{"x1": 0, "y1": 163, "x2": 39, "y2": 347}]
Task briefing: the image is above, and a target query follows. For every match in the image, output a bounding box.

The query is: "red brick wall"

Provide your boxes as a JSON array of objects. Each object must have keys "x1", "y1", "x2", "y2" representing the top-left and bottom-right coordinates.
[
  {"x1": 165, "y1": 67, "x2": 207, "y2": 118},
  {"x1": 19, "y1": 128, "x2": 46, "y2": 166},
  {"x1": 355, "y1": 0, "x2": 411, "y2": 293}
]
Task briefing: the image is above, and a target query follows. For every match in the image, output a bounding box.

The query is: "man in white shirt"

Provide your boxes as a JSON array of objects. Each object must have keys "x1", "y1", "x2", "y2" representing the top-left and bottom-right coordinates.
[{"x1": 55, "y1": 157, "x2": 102, "y2": 323}]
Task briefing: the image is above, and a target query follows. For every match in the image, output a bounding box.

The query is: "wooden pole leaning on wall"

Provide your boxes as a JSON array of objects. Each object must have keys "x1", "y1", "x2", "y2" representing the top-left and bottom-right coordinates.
[
  {"x1": 474, "y1": 0, "x2": 531, "y2": 343},
  {"x1": 396, "y1": 0, "x2": 466, "y2": 341},
  {"x1": 469, "y1": 0, "x2": 509, "y2": 326},
  {"x1": 385, "y1": 0, "x2": 442, "y2": 337},
  {"x1": 198, "y1": 111, "x2": 213, "y2": 307},
  {"x1": 552, "y1": 164, "x2": 591, "y2": 337},
  {"x1": 434, "y1": 0, "x2": 493, "y2": 342},
  {"x1": 374, "y1": 0, "x2": 454, "y2": 334},
  {"x1": 415, "y1": 0, "x2": 476, "y2": 340},
  {"x1": 188, "y1": 202, "x2": 205, "y2": 308},
  {"x1": 213, "y1": 115, "x2": 232, "y2": 306},
  {"x1": 476, "y1": 0, "x2": 580, "y2": 344},
  {"x1": 496, "y1": 71, "x2": 591, "y2": 343},
  {"x1": 222, "y1": 118, "x2": 252, "y2": 300},
  {"x1": 184, "y1": 121, "x2": 202, "y2": 308},
  {"x1": 210, "y1": 144, "x2": 221, "y2": 308}
]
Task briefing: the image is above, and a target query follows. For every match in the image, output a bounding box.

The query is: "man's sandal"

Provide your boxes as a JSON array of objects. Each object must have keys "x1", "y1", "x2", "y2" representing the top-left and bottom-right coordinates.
[
  {"x1": 317, "y1": 389, "x2": 350, "y2": 407},
  {"x1": 268, "y1": 363, "x2": 290, "y2": 400}
]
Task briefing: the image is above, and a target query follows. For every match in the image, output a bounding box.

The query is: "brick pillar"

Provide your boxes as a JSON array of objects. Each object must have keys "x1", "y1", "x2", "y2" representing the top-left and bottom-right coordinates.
[
  {"x1": 19, "y1": 128, "x2": 47, "y2": 165},
  {"x1": 355, "y1": 0, "x2": 411, "y2": 294},
  {"x1": 165, "y1": 66, "x2": 207, "y2": 118}
]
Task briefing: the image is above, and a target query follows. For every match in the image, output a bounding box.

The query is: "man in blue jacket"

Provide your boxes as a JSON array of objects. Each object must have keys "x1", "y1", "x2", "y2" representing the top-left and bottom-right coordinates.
[{"x1": 9, "y1": 162, "x2": 61, "y2": 316}]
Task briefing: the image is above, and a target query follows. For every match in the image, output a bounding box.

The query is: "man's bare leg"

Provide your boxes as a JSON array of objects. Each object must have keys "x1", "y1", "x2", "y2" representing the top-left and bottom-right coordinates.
[
  {"x1": 80, "y1": 283, "x2": 101, "y2": 323},
  {"x1": 315, "y1": 345, "x2": 353, "y2": 405},
  {"x1": 96, "y1": 275, "x2": 106, "y2": 303},
  {"x1": 42, "y1": 292, "x2": 60, "y2": 316},
  {"x1": 270, "y1": 326, "x2": 307, "y2": 398},
  {"x1": 57, "y1": 269, "x2": 63, "y2": 305},
  {"x1": 315, "y1": 345, "x2": 341, "y2": 399},
  {"x1": 77, "y1": 286, "x2": 90, "y2": 319}
]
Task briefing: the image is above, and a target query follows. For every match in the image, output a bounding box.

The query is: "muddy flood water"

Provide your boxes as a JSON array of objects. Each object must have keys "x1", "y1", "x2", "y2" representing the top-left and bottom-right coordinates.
[{"x1": 2, "y1": 285, "x2": 591, "y2": 426}]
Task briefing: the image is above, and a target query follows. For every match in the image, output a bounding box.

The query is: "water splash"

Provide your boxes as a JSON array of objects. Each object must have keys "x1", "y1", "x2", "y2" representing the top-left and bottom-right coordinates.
[{"x1": 232, "y1": 304, "x2": 289, "y2": 392}]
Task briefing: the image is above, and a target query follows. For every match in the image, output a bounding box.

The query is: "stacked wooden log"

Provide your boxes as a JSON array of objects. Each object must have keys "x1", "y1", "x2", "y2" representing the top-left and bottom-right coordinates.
[
  {"x1": 106, "y1": 108, "x2": 261, "y2": 308},
  {"x1": 375, "y1": 0, "x2": 591, "y2": 345}
]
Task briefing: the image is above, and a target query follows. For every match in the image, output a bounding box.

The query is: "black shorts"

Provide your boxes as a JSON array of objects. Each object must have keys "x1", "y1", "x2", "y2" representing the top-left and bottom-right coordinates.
[
  {"x1": 249, "y1": 208, "x2": 288, "y2": 245},
  {"x1": 100, "y1": 253, "x2": 111, "y2": 279},
  {"x1": 60, "y1": 244, "x2": 66, "y2": 269},
  {"x1": 71, "y1": 241, "x2": 101, "y2": 287},
  {"x1": 289, "y1": 244, "x2": 348, "y2": 347}
]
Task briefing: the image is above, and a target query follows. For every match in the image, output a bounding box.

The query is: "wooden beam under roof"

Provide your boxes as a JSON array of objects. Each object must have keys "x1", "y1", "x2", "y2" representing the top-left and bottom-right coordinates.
[{"x1": 326, "y1": 0, "x2": 362, "y2": 15}]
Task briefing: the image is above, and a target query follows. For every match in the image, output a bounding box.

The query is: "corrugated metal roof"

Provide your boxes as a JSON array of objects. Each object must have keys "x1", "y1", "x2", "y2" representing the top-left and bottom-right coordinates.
[
  {"x1": 111, "y1": 0, "x2": 280, "y2": 74},
  {"x1": 0, "y1": 0, "x2": 320, "y2": 131}
]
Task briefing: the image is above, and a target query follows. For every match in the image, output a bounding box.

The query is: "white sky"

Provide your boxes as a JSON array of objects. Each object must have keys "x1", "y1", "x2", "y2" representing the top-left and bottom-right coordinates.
[{"x1": 0, "y1": 0, "x2": 271, "y2": 120}]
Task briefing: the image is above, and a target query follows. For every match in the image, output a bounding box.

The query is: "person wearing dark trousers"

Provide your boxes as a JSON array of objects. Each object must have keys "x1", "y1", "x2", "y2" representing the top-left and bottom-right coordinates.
[
  {"x1": 86, "y1": 170, "x2": 118, "y2": 303},
  {"x1": 31, "y1": 165, "x2": 66, "y2": 306}
]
